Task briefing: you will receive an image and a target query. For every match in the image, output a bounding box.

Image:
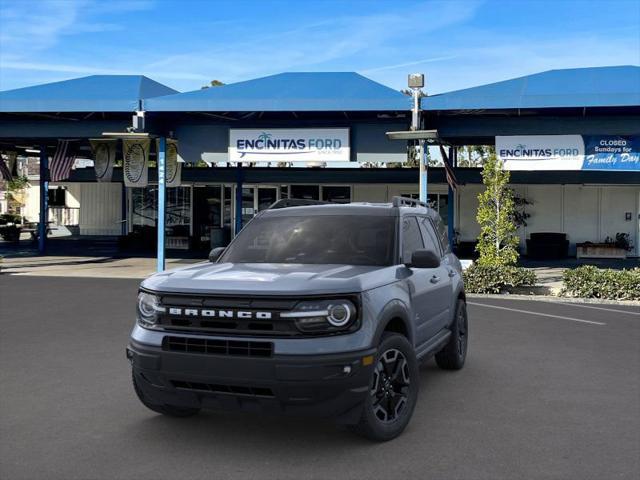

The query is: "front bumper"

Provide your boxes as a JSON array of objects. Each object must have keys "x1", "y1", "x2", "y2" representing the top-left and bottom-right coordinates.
[{"x1": 128, "y1": 339, "x2": 376, "y2": 423}]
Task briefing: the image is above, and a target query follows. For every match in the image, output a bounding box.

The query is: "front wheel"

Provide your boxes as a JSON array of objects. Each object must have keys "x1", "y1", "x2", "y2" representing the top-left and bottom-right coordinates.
[
  {"x1": 350, "y1": 333, "x2": 419, "y2": 442},
  {"x1": 435, "y1": 298, "x2": 468, "y2": 370}
]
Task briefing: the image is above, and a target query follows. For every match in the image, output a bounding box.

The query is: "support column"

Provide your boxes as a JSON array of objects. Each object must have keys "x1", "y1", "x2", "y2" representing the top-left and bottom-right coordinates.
[
  {"x1": 121, "y1": 183, "x2": 127, "y2": 236},
  {"x1": 38, "y1": 146, "x2": 48, "y2": 255},
  {"x1": 447, "y1": 146, "x2": 456, "y2": 251},
  {"x1": 235, "y1": 164, "x2": 244, "y2": 235},
  {"x1": 419, "y1": 140, "x2": 428, "y2": 202},
  {"x1": 157, "y1": 137, "x2": 166, "y2": 272}
]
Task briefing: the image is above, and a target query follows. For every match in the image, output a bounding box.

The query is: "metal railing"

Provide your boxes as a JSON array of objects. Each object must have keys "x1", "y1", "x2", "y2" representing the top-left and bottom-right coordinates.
[{"x1": 48, "y1": 207, "x2": 79, "y2": 226}]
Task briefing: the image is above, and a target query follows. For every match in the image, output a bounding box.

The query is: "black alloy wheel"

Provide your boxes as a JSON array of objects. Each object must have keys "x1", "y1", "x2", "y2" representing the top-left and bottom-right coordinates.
[
  {"x1": 350, "y1": 332, "x2": 419, "y2": 442},
  {"x1": 371, "y1": 348, "x2": 411, "y2": 423}
]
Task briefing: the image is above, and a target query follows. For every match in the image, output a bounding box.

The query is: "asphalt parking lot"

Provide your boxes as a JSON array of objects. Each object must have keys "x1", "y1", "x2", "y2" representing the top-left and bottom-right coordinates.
[{"x1": 1, "y1": 276, "x2": 638, "y2": 480}]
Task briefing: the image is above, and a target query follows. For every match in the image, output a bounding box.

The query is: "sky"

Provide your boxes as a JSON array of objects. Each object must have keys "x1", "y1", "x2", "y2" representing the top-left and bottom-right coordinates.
[{"x1": 0, "y1": 0, "x2": 639, "y2": 94}]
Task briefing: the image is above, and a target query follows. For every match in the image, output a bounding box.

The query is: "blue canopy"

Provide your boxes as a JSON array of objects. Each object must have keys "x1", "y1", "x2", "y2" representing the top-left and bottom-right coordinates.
[
  {"x1": 0, "y1": 75, "x2": 178, "y2": 113},
  {"x1": 422, "y1": 65, "x2": 640, "y2": 111},
  {"x1": 145, "y1": 72, "x2": 410, "y2": 112}
]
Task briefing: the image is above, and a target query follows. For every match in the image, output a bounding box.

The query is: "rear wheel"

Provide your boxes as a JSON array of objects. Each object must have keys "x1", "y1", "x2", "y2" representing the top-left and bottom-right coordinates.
[
  {"x1": 350, "y1": 332, "x2": 419, "y2": 442},
  {"x1": 132, "y1": 371, "x2": 200, "y2": 418},
  {"x1": 435, "y1": 299, "x2": 468, "y2": 370}
]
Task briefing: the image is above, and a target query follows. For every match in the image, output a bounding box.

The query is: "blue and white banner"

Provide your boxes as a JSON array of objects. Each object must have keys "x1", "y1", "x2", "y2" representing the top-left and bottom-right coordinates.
[
  {"x1": 582, "y1": 136, "x2": 640, "y2": 171},
  {"x1": 497, "y1": 135, "x2": 640, "y2": 171}
]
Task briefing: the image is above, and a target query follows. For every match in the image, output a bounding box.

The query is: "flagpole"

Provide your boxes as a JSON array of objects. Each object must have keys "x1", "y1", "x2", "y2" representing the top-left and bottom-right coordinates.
[{"x1": 38, "y1": 146, "x2": 48, "y2": 255}]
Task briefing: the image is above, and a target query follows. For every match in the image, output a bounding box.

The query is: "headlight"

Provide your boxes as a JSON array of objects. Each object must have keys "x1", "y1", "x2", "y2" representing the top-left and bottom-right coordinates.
[
  {"x1": 136, "y1": 291, "x2": 165, "y2": 327},
  {"x1": 282, "y1": 299, "x2": 358, "y2": 334}
]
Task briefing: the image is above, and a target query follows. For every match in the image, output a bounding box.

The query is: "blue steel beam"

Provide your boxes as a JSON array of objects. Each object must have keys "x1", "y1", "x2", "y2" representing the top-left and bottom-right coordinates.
[
  {"x1": 157, "y1": 137, "x2": 166, "y2": 272},
  {"x1": 235, "y1": 164, "x2": 243, "y2": 235}
]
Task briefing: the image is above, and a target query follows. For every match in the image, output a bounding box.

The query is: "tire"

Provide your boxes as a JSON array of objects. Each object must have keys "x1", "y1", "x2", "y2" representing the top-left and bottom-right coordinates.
[
  {"x1": 435, "y1": 298, "x2": 468, "y2": 371},
  {"x1": 132, "y1": 371, "x2": 200, "y2": 418},
  {"x1": 350, "y1": 332, "x2": 419, "y2": 442}
]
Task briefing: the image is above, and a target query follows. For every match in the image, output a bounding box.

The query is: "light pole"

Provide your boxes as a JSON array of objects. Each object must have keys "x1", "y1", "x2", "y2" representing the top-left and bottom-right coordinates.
[{"x1": 408, "y1": 73, "x2": 426, "y2": 202}]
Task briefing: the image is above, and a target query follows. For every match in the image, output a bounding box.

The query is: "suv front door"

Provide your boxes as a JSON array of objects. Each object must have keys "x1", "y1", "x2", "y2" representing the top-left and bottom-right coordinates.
[{"x1": 401, "y1": 216, "x2": 450, "y2": 347}]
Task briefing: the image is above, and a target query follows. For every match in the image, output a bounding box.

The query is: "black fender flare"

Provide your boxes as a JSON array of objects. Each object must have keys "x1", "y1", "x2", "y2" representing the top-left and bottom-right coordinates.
[{"x1": 372, "y1": 299, "x2": 413, "y2": 346}]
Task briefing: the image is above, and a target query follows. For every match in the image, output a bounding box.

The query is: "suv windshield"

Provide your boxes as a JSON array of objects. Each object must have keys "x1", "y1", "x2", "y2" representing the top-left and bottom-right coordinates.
[{"x1": 220, "y1": 215, "x2": 396, "y2": 266}]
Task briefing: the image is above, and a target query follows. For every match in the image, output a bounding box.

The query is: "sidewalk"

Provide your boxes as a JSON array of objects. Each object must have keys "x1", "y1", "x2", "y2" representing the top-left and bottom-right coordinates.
[{"x1": 0, "y1": 255, "x2": 201, "y2": 279}]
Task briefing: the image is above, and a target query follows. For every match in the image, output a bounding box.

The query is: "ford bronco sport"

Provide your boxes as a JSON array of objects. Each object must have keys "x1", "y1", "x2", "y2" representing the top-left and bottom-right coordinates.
[{"x1": 128, "y1": 197, "x2": 467, "y2": 441}]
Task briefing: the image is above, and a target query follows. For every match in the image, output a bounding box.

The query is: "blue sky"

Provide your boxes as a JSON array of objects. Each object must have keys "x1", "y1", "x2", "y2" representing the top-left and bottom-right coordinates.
[{"x1": 0, "y1": 0, "x2": 638, "y2": 94}]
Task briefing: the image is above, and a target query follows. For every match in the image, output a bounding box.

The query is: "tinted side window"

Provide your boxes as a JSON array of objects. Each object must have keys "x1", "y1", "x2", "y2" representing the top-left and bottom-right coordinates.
[
  {"x1": 419, "y1": 217, "x2": 441, "y2": 257},
  {"x1": 433, "y1": 216, "x2": 450, "y2": 253},
  {"x1": 402, "y1": 217, "x2": 424, "y2": 263}
]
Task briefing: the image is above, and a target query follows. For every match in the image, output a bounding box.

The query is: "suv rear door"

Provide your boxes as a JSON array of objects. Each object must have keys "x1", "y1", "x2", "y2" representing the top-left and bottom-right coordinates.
[
  {"x1": 401, "y1": 216, "x2": 450, "y2": 346},
  {"x1": 418, "y1": 216, "x2": 454, "y2": 334}
]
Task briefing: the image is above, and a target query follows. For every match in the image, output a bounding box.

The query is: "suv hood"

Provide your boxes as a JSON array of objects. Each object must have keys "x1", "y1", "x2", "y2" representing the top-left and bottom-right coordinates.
[{"x1": 141, "y1": 262, "x2": 398, "y2": 295}]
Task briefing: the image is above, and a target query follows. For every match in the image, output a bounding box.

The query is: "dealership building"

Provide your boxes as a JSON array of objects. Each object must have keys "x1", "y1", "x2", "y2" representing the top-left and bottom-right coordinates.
[{"x1": 1, "y1": 65, "x2": 639, "y2": 259}]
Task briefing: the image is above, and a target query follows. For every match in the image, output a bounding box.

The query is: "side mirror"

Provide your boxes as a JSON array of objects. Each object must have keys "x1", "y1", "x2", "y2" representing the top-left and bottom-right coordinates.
[
  {"x1": 208, "y1": 247, "x2": 226, "y2": 263},
  {"x1": 407, "y1": 249, "x2": 440, "y2": 269}
]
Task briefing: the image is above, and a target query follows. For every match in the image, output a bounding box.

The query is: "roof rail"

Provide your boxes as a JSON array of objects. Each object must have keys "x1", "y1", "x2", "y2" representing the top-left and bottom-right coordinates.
[
  {"x1": 268, "y1": 198, "x2": 330, "y2": 210},
  {"x1": 391, "y1": 196, "x2": 428, "y2": 208}
]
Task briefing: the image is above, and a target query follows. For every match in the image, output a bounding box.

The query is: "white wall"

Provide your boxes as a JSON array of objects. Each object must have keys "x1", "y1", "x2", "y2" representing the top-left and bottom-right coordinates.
[
  {"x1": 456, "y1": 183, "x2": 640, "y2": 256},
  {"x1": 78, "y1": 183, "x2": 122, "y2": 235}
]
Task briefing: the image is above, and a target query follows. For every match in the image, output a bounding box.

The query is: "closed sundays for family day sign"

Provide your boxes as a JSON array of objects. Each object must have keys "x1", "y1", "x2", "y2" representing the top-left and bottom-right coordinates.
[
  {"x1": 229, "y1": 128, "x2": 350, "y2": 162},
  {"x1": 497, "y1": 135, "x2": 640, "y2": 171}
]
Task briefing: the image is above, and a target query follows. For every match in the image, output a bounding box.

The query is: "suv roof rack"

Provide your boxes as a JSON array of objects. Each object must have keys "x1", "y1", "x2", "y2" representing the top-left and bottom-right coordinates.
[
  {"x1": 391, "y1": 196, "x2": 428, "y2": 208},
  {"x1": 268, "y1": 198, "x2": 330, "y2": 210}
]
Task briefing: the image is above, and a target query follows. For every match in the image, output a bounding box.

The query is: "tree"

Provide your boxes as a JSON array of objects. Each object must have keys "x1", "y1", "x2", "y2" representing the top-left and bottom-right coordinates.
[
  {"x1": 457, "y1": 145, "x2": 495, "y2": 167},
  {"x1": 201, "y1": 80, "x2": 225, "y2": 89},
  {"x1": 475, "y1": 153, "x2": 519, "y2": 266}
]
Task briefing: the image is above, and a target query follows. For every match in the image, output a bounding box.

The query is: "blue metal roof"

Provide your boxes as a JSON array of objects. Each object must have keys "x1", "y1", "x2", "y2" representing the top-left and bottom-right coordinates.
[
  {"x1": 0, "y1": 75, "x2": 178, "y2": 113},
  {"x1": 145, "y1": 72, "x2": 410, "y2": 112},
  {"x1": 422, "y1": 66, "x2": 640, "y2": 111}
]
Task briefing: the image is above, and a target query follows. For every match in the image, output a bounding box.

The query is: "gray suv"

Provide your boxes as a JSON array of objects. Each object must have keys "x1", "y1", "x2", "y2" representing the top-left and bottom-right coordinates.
[{"x1": 127, "y1": 197, "x2": 467, "y2": 441}]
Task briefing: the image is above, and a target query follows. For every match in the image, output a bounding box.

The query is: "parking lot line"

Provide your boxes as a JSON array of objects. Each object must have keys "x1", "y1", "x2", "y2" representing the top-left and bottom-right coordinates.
[
  {"x1": 557, "y1": 302, "x2": 640, "y2": 316},
  {"x1": 468, "y1": 302, "x2": 607, "y2": 326}
]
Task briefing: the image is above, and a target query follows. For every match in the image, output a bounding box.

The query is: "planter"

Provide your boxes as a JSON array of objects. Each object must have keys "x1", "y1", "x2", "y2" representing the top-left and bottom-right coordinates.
[{"x1": 576, "y1": 243, "x2": 627, "y2": 259}]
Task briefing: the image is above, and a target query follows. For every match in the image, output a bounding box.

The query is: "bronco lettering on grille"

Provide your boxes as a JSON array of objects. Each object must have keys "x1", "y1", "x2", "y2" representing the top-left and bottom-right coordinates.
[{"x1": 167, "y1": 307, "x2": 273, "y2": 320}]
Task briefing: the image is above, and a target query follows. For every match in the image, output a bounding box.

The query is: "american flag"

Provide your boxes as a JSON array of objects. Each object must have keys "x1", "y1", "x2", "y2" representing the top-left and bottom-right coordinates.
[
  {"x1": 50, "y1": 140, "x2": 77, "y2": 182},
  {"x1": 439, "y1": 145, "x2": 458, "y2": 190},
  {"x1": 0, "y1": 156, "x2": 12, "y2": 181}
]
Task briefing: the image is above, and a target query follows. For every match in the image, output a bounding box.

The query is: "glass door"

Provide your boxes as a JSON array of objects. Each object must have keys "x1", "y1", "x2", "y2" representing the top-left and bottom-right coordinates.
[{"x1": 233, "y1": 185, "x2": 280, "y2": 235}]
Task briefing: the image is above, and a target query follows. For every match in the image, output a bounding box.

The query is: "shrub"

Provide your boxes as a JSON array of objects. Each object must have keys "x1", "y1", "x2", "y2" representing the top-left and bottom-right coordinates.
[
  {"x1": 561, "y1": 266, "x2": 640, "y2": 300},
  {"x1": 463, "y1": 264, "x2": 537, "y2": 294}
]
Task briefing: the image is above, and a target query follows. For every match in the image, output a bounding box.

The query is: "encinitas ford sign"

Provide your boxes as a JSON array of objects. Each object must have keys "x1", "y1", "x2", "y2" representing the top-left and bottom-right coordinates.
[
  {"x1": 229, "y1": 128, "x2": 350, "y2": 162},
  {"x1": 497, "y1": 135, "x2": 640, "y2": 171},
  {"x1": 497, "y1": 135, "x2": 585, "y2": 170}
]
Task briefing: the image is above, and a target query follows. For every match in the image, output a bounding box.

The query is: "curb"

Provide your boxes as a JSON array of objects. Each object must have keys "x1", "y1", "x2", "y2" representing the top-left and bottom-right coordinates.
[{"x1": 467, "y1": 293, "x2": 640, "y2": 307}]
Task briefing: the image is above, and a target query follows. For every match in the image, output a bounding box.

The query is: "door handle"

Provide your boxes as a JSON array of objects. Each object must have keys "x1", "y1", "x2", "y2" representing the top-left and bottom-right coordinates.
[
  {"x1": 430, "y1": 275, "x2": 440, "y2": 284},
  {"x1": 448, "y1": 269, "x2": 457, "y2": 277}
]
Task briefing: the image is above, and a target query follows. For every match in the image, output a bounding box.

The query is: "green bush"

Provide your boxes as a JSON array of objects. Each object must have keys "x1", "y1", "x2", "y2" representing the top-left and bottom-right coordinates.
[
  {"x1": 561, "y1": 266, "x2": 640, "y2": 300},
  {"x1": 463, "y1": 264, "x2": 537, "y2": 294}
]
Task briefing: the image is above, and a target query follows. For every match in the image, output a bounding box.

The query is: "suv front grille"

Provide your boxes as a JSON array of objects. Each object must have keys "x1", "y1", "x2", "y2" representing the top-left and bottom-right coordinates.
[
  {"x1": 171, "y1": 380, "x2": 274, "y2": 398},
  {"x1": 162, "y1": 336, "x2": 273, "y2": 357},
  {"x1": 156, "y1": 295, "x2": 300, "y2": 337}
]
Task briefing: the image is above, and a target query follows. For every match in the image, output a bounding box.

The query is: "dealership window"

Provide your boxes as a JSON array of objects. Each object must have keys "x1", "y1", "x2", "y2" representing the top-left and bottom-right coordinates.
[
  {"x1": 48, "y1": 187, "x2": 66, "y2": 207},
  {"x1": 131, "y1": 186, "x2": 191, "y2": 234},
  {"x1": 290, "y1": 184, "x2": 320, "y2": 200},
  {"x1": 322, "y1": 185, "x2": 351, "y2": 203},
  {"x1": 401, "y1": 192, "x2": 449, "y2": 225}
]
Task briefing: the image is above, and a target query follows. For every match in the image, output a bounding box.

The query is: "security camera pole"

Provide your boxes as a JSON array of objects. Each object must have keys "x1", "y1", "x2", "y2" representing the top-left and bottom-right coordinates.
[{"x1": 408, "y1": 73, "x2": 427, "y2": 202}]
